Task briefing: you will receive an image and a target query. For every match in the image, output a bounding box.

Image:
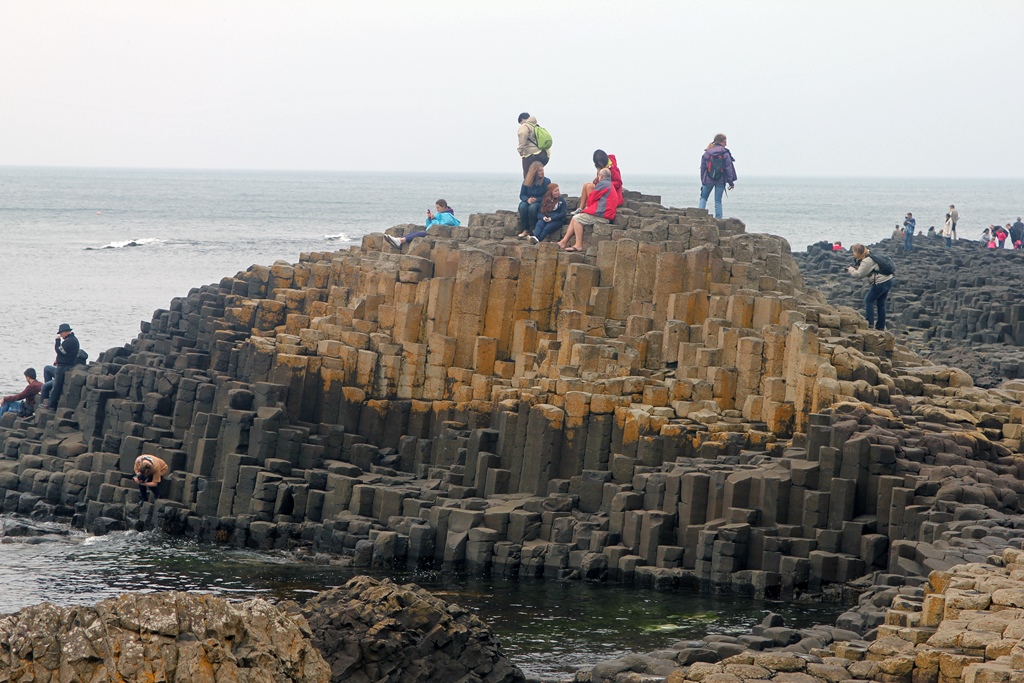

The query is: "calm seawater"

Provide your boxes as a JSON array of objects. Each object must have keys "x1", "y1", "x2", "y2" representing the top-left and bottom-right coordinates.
[
  {"x1": 1, "y1": 166, "x2": 1023, "y2": 392},
  {"x1": 0, "y1": 514, "x2": 843, "y2": 677}
]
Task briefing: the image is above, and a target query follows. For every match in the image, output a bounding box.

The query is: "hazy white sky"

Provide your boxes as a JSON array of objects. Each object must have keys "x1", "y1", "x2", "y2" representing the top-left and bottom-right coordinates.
[{"x1": 2, "y1": 1, "x2": 1021, "y2": 177}]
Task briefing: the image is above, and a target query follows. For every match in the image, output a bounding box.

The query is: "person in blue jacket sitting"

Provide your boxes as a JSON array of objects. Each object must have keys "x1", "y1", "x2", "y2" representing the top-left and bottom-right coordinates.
[
  {"x1": 531, "y1": 184, "x2": 567, "y2": 243},
  {"x1": 516, "y1": 162, "x2": 551, "y2": 239},
  {"x1": 384, "y1": 199, "x2": 460, "y2": 248}
]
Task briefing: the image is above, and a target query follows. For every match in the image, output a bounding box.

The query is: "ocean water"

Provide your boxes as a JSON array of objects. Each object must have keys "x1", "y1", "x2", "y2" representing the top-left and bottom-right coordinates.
[
  {"x1": 1, "y1": 166, "x2": 1023, "y2": 393},
  {"x1": 0, "y1": 514, "x2": 843, "y2": 677}
]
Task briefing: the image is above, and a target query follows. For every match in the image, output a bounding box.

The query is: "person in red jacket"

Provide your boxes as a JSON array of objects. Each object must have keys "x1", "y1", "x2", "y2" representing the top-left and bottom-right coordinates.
[
  {"x1": 557, "y1": 153, "x2": 622, "y2": 252},
  {"x1": 0, "y1": 368, "x2": 43, "y2": 418}
]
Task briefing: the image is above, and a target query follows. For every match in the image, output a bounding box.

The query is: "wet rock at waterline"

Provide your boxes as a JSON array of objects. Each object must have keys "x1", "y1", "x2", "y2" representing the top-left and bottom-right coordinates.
[
  {"x1": 302, "y1": 576, "x2": 525, "y2": 683},
  {"x1": 0, "y1": 582, "x2": 525, "y2": 683}
]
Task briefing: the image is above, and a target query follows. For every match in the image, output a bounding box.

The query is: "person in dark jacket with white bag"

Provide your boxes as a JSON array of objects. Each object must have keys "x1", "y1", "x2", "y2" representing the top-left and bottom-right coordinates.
[{"x1": 847, "y1": 244, "x2": 894, "y2": 331}]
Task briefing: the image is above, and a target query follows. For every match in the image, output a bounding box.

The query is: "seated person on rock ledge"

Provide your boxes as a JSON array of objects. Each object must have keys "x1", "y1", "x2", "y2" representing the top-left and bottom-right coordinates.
[
  {"x1": 384, "y1": 199, "x2": 459, "y2": 248},
  {"x1": 576, "y1": 149, "x2": 613, "y2": 217},
  {"x1": 134, "y1": 454, "x2": 170, "y2": 503},
  {"x1": 556, "y1": 155, "x2": 622, "y2": 253},
  {"x1": 0, "y1": 368, "x2": 43, "y2": 418},
  {"x1": 531, "y1": 183, "x2": 567, "y2": 244},
  {"x1": 515, "y1": 162, "x2": 550, "y2": 239},
  {"x1": 40, "y1": 349, "x2": 88, "y2": 404}
]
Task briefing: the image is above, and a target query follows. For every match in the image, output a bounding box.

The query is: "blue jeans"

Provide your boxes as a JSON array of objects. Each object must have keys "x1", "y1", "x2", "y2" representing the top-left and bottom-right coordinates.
[
  {"x1": 864, "y1": 279, "x2": 894, "y2": 330},
  {"x1": 945, "y1": 237, "x2": 951, "y2": 248},
  {"x1": 0, "y1": 401, "x2": 25, "y2": 417},
  {"x1": 903, "y1": 231, "x2": 914, "y2": 252},
  {"x1": 698, "y1": 184, "x2": 725, "y2": 218},
  {"x1": 518, "y1": 200, "x2": 541, "y2": 231},
  {"x1": 534, "y1": 218, "x2": 565, "y2": 242}
]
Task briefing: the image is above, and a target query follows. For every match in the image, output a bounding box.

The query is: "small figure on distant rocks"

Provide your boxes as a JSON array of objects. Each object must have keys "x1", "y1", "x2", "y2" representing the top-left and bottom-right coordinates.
[
  {"x1": 1006, "y1": 222, "x2": 1021, "y2": 250},
  {"x1": 982, "y1": 226, "x2": 992, "y2": 243},
  {"x1": 556, "y1": 156, "x2": 623, "y2": 253},
  {"x1": 384, "y1": 200, "x2": 459, "y2": 249},
  {"x1": 532, "y1": 183, "x2": 567, "y2": 243},
  {"x1": 995, "y1": 224, "x2": 1009, "y2": 249},
  {"x1": 134, "y1": 454, "x2": 170, "y2": 503},
  {"x1": 942, "y1": 214, "x2": 954, "y2": 248},
  {"x1": 516, "y1": 113, "x2": 550, "y2": 178},
  {"x1": 927, "y1": 225, "x2": 937, "y2": 238},
  {"x1": 847, "y1": 244, "x2": 894, "y2": 331},
  {"x1": 949, "y1": 204, "x2": 959, "y2": 239},
  {"x1": 516, "y1": 162, "x2": 551, "y2": 239},
  {"x1": 0, "y1": 368, "x2": 42, "y2": 418},
  {"x1": 832, "y1": 241, "x2": 844, "y2": 251},
  {"x1": 698, "y1": 134, "x2": 737, "y2": 219},
  {"x1": 48, "y1": 323, "x2": 80, "y2": 410},
  {"x1": 1013, "y1": 217, "x2": 1024, "y2": 248},
  {"x1": 903, "y1": 213, "x2": 916, "y2": 252},
  {"x1": 891, "y1": 225, "x2": 903, "y2": 240}
]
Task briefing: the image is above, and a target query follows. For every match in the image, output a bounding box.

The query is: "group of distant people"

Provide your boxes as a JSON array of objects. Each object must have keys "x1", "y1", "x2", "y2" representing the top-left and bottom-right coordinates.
[
  {"x1": 891, "y1": 206, "x2": 960, "y2": 251},
  {"x1": 981, "y1": 218, "x2": 1024, "y2": 250},
  {"x1": 382, "y1": 113, "x2": 738, "y2": 253},
  {"x1": 1, "y1": 323, "x2": 85, "y2": 419},
  {"x1": 893, "y1": 209, "x2": 1024, "y2": 252}
]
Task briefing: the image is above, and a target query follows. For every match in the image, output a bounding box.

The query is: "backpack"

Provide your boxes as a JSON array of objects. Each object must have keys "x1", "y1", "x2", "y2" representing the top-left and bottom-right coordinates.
[
  {"x1": 706, "y1": 149, "x2": 728, "y2": 181},
  {"x1": 533, "y1": 124, "x2": 553, "y2": 151},
  {"x1": 872, "y1": 252, "x2": 896, "y2": 276}
]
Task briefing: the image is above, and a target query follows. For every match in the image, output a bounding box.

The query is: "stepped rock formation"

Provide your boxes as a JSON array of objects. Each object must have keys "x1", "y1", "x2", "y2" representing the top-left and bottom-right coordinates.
[
  {"x1": 794, "y1": 236, "x2": 1024, "y2": 388},
  {"x1": 606, "y1": 547, "x2": 1024, "y2": 683},
  {"x1": 3, "y1": 192, "x2": 1024, "y2": 607},
  {"x1": 0, "y1": 592, "x2": 330, "y2": 682}
]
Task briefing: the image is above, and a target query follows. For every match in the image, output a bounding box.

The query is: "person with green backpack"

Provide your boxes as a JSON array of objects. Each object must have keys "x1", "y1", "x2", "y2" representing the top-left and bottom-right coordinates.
[
  {"x1": 517, "y1": 112, "x2": 552, "y2": 178},
  {"x1": 847, "y1": 244, "x2": 895, "y2": 331}
]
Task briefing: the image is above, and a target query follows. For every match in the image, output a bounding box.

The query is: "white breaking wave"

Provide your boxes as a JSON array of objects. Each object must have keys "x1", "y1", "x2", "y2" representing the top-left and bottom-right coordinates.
[
  {"x1": 86, "y1": 237, "x2": 165, "y2": 250},
  {"x1": 324, "y1": 232, "x2": 354, "y2": 242}
]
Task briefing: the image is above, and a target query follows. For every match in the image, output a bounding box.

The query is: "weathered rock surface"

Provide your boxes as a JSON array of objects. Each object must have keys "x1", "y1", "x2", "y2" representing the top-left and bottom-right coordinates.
[
  {"x1": 3, "y1": 192, "x2": 1024, "y2": 678},
  {"x1": 302, "y1": 575, "x2": 525, "y2": 683},
  {"x1": 794, "y1": 235, "x2": 1024, "y2": 388},
  {"x1": 0, "y1": 592, "x2": 330, "y2": 682},
  {"x1": 628, "y1": 547, "x2": 1024, "y2": 683}
]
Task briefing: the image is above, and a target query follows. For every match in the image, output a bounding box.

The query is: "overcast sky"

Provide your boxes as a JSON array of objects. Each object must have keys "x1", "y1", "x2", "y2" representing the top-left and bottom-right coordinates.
[{"x1": 2, "y1": 1, "x2": 1021, "y2": 178}]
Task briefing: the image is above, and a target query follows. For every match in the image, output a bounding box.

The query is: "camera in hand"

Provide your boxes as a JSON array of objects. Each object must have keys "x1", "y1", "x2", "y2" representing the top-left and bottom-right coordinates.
[{"x1": 137, "y1": 472, "x2": 152, "y2": 484}]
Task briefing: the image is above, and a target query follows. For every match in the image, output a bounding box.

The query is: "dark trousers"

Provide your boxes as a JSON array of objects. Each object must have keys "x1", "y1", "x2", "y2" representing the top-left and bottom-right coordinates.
[
  {"x1": 521, "y1": 150, "x2": 549, "y2": 177},
  {"x1": 40, "y1": 365, "x2": 56, "y2": 401},
  {"x1": 864, "y1": 279, "x2": 894, "y2": 330},
  {"x1": 48, "y1": 364, "x2": 70, "y2": 409},
  {"x1": 518, "y1": 200, "x2": 541, "y2": 231},
  {"x1": 138, "y1": 478, "x2": 170, "y2": 501}
]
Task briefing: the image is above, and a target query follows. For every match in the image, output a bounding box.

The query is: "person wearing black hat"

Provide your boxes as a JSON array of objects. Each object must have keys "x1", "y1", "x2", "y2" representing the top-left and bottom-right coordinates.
[{"x1": 48, "y1": 323, "x2": 80, "y2": 409}]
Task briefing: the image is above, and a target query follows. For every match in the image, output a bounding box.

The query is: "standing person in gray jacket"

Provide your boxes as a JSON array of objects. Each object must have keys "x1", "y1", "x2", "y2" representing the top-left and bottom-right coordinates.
[
  {"x1": 847, "y1": 244, "x2": 894, "y2": 331},
  {"x1": 517, "y1": 113, "x2": 549, "y2": 178}
]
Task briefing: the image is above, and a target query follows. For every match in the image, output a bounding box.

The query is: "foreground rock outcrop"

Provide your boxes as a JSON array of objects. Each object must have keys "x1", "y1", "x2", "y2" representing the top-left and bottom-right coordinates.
[
  {"x1": 302, "y1": 576, "x2": 524, "y2": 683},
  {"x1": 0, "y1": 592, "x2": 330, "y2": 682}
]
